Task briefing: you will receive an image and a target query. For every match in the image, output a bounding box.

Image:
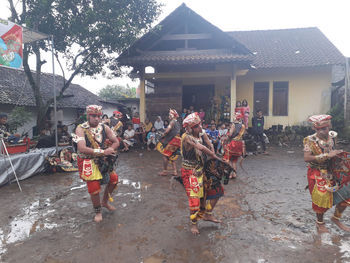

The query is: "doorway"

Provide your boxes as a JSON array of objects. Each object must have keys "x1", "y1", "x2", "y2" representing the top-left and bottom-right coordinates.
[{"x1": 182, "y1": 85, "x2": 214, "y2": 111}]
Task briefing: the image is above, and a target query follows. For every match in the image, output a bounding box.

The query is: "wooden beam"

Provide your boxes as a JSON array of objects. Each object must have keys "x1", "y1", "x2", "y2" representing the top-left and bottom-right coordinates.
[
  {"x1": 230, "y1": 66, "x2": 237, "y2": 122},
  {"x1": 139, "y1": 68, "x2": 146, "y2": 123},
  {"x1": 162, "y1": 33, "x2": 212, "y2": 41},
  {"x1": 144, "y1": 71, "x2": 232, "y2": 79}
]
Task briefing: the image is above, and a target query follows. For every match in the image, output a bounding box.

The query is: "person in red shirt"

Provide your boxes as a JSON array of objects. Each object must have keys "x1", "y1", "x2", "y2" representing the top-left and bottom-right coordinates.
[{"x1": 132, "y1": 112, "x2": 141, "y2": 130}]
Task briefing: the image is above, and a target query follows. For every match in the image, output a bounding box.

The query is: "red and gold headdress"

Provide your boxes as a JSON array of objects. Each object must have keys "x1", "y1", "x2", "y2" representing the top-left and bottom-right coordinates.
[
  {"x1": 86, "y1": 105, "x2": 102, "y2": 116},
  {"x1": 233, "y1": 112, "x2": 243, "y2": 122},
  {"x1": 308, "y1": 114, "x2": 332, "y2": 129},
  {"x1": 113, "y1": 110, "x2": 123, "y2": 118},
  {"x1": 183, "y1": 112, "x2": 201, "y2": 128},
  {"x1": 169, "y1": 109, "x2": 179, "y2": 119}
]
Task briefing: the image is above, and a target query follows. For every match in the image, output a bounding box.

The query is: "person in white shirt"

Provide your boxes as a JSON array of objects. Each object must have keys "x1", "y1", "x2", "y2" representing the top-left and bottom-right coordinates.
[
  {"x1": 154, "y1": 116, "x2": 164, "y2": 131},
  {"x1": 122, "y1": 124, "x2": 135, "y2": 151}
]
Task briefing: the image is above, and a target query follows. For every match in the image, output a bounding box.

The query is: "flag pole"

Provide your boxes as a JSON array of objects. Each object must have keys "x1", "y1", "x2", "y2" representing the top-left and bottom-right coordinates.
[{"x1": 51, "y1": 35, "x2": 58, "y2": 153}]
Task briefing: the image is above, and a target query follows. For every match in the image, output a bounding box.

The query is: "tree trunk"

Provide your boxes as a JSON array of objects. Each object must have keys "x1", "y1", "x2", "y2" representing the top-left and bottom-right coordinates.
[{"x1": 23, "y1": 43, "x2": 49, "y2": 133}]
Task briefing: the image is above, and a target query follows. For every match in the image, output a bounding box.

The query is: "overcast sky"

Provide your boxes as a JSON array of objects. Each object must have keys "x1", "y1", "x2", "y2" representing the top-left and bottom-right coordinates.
[{"x1": 1, "y1": 0, "x2": 350, "y2": 94}]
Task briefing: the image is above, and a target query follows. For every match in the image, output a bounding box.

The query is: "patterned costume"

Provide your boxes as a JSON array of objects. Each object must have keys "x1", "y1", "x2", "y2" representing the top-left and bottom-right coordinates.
[
  {"x1": 110, "y1": 111, "x2": 123, "y2": 137},
  {"x1": 181, "y1": 113, "x2": 226, "y2": 224},
  {"x1": 73, "y1": 105, "x2": 118, "y2": 195},
  {"x1": 157, "y1": 109, "x2": 181, "y2": 163},
  {"x1": 304, "y1": 115, "x2": 350, "y2": 215},
  {"x1": 181, "y1": 132, "x2": 206, "y2": 223},
  {"x1": 223, "y1": 113, "x2": 245, "y2": 163}
]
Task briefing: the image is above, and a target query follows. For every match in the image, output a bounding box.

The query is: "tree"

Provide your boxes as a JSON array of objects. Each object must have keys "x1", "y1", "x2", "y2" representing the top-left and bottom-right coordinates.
[
  {"x1": 8, "y1": 0, "x2": 161, "y2": 130},
  {"x1": 98, "y1": 84, "x2": 136, "y2": 100}
]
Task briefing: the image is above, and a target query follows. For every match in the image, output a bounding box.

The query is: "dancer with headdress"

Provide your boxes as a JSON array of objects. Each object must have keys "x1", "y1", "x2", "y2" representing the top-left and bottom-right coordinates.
[
  {"x1": 304, "y1": 114, "x2": 350, "y2": 233},
  {"x1": 223, "y1": 112, "x2": 246, "y2": 178},
  {"x1": 157, "y1": 109, "x2": 181, "y2": 176},
  {"x1": 181, "y1": 112, "x2": 229, "y2": 235},
  {"x1": 73, "y1": 105, "x2": 120, "y2": 223}
]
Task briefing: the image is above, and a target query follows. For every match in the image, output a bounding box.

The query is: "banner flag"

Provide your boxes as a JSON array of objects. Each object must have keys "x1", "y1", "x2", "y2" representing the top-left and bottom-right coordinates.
[{"x1": 0, "y1": 19, "x2": 23, "y2": 68}]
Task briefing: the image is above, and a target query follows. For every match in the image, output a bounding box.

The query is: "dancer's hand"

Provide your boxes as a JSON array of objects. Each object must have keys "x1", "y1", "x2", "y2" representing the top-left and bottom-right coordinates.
[
  {"x1": 329, "y1": 150, "x2": 343, "y2": 158},
  {"x1": 104, "y1": 147, "x2": 116, "y2": 156}
]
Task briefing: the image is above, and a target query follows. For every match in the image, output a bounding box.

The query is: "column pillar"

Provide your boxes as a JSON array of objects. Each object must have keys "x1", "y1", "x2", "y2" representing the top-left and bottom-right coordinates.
[
  {"x1": 139, "y1": 68, "x2": 146, "y2": 123},
  {"x1": 230, "y1": 65, "x2": 237, "y2": 122}
]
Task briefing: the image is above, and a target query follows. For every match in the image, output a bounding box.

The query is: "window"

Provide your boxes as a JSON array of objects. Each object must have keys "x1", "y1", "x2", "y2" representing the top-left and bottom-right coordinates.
[
  {"x1": 254, "y1": 82, "x2": 269, "y2": 116},
  {"x1": 273, "y1": 81, "x2": 288, "y2": 116}
]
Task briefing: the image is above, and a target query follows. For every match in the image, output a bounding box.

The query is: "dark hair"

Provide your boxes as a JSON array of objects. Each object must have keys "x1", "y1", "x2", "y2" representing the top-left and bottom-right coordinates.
[
  {"x1": 0, "y1": 113, "x2": 8, "y2": 119},
  {"x1": 102, "y1": 114, "x2": 108, "y2": 119},
  {"x1": 256, "y1": 109, "x2": 263, "y2": 113},
  {"x1": 242, "y1": 99, "x2": 248, "y2": 106}
]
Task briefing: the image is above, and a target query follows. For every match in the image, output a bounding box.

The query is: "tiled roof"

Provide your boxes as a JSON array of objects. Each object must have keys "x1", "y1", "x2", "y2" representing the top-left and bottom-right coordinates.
[
  {"x1": 0, "y1": 66, "x2": 102, "y2": 108},
  {"x1": 227, "y1": 27, "x2": 345, "y2": 68},
  {"x1": 118, "y1": 3, "x2": 252, "y2": 66},
  {"x1": 119, "y1": 49, "x2": 253, "y2": 66}
]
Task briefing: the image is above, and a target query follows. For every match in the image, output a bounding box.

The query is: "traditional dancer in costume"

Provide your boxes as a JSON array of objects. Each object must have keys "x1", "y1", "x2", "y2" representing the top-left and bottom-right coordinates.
[
  {"x1": 304, "y1": 114, "x2": 350, "y2": 233},
  {"x1": 73, "y1": 105, "x2": 120, "y2": 223},
  {"x1": 157, "y1": 109, "x2": 181, "y2": 176},
  {"x1": 223, "y1": 112, "x2": 246, "y2": 178},
  {"x1": 110, "y1": 111, "x2": 124, "y2": 137},
  {"x1": 181, "y1": 112, "x2": 223, "y2": 235}
]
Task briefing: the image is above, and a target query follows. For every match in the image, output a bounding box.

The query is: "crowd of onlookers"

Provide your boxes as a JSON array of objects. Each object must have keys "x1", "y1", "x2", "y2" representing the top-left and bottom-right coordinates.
[
  {"x1": 98, "y1": 98, "x2": 267, "y2": 155},
  {"x1": 2, "y1": 97, "x2": 268, "y2": 155}
]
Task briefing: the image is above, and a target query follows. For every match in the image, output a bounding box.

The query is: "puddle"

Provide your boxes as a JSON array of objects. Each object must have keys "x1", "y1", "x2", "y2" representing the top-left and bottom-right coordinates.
[
  {"x1": 340, "y1": 239, "x2": 350, "y2": 260},
  {"x1": 0, "y1": 199, "x2": 60, "y2": 257},
  {"x1": 120, "y1": 179, "x2": 141, "y2": 189},
  {"x1": 70, "y1": 184, "x2": 86, "y2": 191}
]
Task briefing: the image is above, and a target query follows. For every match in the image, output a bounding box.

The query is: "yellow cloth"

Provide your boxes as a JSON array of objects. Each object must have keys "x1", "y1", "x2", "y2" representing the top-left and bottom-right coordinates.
[
  {"x1": 144, "y1": 122, "x2": 153, "y2": 133},
  {"x1": 311, "y1": 182, "x2": 333, "y2": 209},
  {"x1": 81, "y1": 159, "x2": 102, "y2": 181},
  {"x1": 189, "y1": 172, "x2": 204, "y2": 198}
]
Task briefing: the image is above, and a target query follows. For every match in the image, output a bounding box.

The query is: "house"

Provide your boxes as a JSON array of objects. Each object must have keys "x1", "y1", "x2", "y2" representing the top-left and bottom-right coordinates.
[
  {"x1": 0, "y1": 66, "x2": 121, "y2": 137},
  {"x1": 117, "y1": 3, "x2": 345, "y2": 127}
]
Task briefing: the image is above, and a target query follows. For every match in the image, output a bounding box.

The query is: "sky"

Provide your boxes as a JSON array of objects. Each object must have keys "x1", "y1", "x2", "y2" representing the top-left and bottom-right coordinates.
[{"x1": 1, "y1": 0, "x2": 350, "y2": 94}]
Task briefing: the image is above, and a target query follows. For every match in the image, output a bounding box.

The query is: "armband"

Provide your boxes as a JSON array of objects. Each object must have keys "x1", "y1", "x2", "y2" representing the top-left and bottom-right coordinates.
[
  {"x1": 315, "y1": 153, "x2": 329, "y2": 163},
  {"x1": 71, "y1": 133, "x2": 85, "y2": 143},
  {"x1": 93, "y1": 149, "x2": 104, "y2": 156}
]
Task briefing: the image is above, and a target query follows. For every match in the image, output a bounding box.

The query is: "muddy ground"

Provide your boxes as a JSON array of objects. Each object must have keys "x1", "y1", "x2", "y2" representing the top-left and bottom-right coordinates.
[{"x1": 1, "y1": 145, "x2": 350, "y2": 263}]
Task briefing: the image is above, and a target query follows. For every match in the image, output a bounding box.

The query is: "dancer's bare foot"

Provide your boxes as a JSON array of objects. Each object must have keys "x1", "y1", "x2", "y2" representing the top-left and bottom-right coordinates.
[
  {"x1": 203, "y1": 213, "x2": 221, "y2": 223},
  {"x1": 316, "y1": 222, "x2": 329, "y2": 233},
  {"x1": 94, "y1": 213, "x2": 103, "y2": 223},
  {"x1": 191, "y1": 224, "x2": 200, "y2": 235},
  {"x1": 102, "y1": 202, "x2": 116, "y2": 211},
  {"x1": 331, "y1": 217, "x2": 350, "y2": 231},
  {"x1": 158, "y1": 170, "x2": 167, "y2": 176},
  {"x1": 229, "y1": 171, "x2": 236, "y2": 179}
]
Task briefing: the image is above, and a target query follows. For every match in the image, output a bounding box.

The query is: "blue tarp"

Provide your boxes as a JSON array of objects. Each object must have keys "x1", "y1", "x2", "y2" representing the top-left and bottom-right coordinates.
[{"x1": 0, "y1": 147, "x2": 57, "y2": 187}]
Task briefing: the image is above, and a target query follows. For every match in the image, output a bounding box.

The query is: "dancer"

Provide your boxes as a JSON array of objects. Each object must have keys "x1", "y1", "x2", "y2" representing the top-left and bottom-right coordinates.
[
  {"x1": 304, "y1": 114, "x2": 350, "y2": 233},
  {"x1": 157, "y1": 109, "x2": 181, "y2": 176},
  {"x1": 73, "y1": 105, "x2": 119, "y2": 223},
  {"x1": 223, "y1": 112, "x2": 246, "y2": 178},
  {"x1": 181, "y1": 112, "x2": 222, "y2": 235}
]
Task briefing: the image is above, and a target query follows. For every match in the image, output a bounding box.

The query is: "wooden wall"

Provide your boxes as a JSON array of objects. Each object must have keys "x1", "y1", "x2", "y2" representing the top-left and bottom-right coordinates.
[{"x1": 146, "y1": 80, "x2": 182, "y2": 121}]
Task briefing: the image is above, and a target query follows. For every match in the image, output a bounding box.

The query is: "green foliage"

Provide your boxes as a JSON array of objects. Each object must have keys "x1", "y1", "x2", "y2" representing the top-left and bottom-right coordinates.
[
  {"x1": 98, "y1": 84, "x2": 136, "y2": 100},
  {"x1": 18, "y1": 0, "x2": 162, "y2": 76},
  {"x1": 328, "y1": 102, "x2": 344, "y2": 132},
  {"x1": 8, "y1": 0, "x2": 161, "y2": 130},
  {"x1": 7, "y1": 107, "x2": 32, "y2": 133}
]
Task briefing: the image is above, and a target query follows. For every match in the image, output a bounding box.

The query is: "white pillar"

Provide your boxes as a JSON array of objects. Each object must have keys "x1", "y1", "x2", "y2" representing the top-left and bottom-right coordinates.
[
  {"x1": 139, "y1": 70, "x2": 146, "y2": 123},
  {"x1": 230, "y1": 66, "x2": 237, "y2": 122}
]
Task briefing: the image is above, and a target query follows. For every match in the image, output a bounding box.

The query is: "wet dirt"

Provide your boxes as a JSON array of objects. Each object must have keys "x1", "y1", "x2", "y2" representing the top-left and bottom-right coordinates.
[{"x1": 1, "y1": 146, "x2": 350, "y2": 262}]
